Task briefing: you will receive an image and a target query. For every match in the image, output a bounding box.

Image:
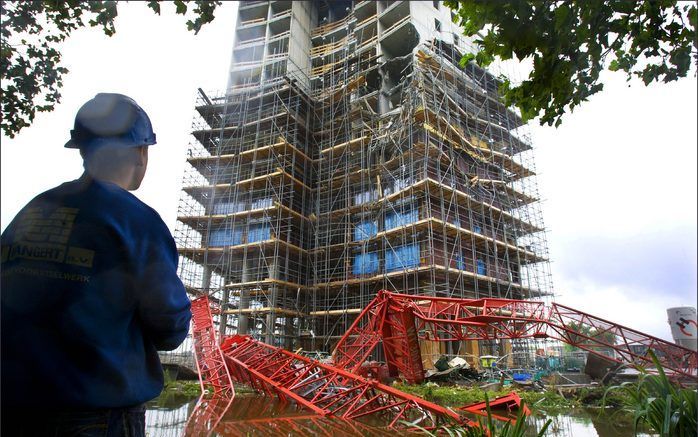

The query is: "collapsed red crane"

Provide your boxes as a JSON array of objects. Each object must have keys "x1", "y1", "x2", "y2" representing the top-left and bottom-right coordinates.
[
  {"x1": 219, "y1": 333, "x2": 476, "y2": 430},
  {"x1": 186, "y1": 290, "x2": 697, "y2": 434},
  {"x1": 188, "y1": 295, "x2": 480, "y2": 432},
  {"x1": 333, "y1": 290, "x2": 698, "y2": 383}
]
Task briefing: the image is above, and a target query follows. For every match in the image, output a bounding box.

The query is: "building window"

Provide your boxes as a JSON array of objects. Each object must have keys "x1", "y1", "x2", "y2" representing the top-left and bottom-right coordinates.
[
  {"x1": 454, "y1": 34, "x2": 459, "y2": 46},
  {"x1": 434, "y1": 19, "x2": 441, "y2": 32},
  {"x1": 433, "y1": 0, "x2": 439, "y2": 9}
]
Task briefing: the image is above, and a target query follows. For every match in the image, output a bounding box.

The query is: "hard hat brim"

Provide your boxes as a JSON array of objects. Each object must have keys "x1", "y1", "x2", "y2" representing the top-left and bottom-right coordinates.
[
  {"x1": 64, "y1": 139, "x2": 80, "y2": 149},
  {"x1": 64, "y1": 136, "x2": 157, "y2": 150}
]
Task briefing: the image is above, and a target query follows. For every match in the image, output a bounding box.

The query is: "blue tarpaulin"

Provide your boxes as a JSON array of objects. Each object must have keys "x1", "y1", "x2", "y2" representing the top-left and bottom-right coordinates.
[
  {"x1": 384, "y1": 208, "x2": 418, "y2": 230},
  {"x1": 354, "y1": 190, "x2": 378, "y2": 205},
  {"x1": 386, "y1": 244, "x2": 420, "y2": 272},
  {"x1": 477, "y1": 259, "x2": 486, "y2": 275},
  {"x1": 456, "y1": 254, "x2": 465, "y2": 270},
  {"x1": 209, "y1": 228, "x2": 243, "y2": 247},
  {"x1": 248, "y1": 223, "x2": 271, "y2": 243},
  {"x1": 513, "y1": 372, "x2": 532, "y2": 381},
  {"x1": 353, "y1": 252, "x2": 378, "y2": 275},
  {"x1": 250, "y1": 197, "x2": 273, "y2": 210},
  {"x1": 354, "y1": 220, "x2": 377, "y2": 241},
  {"x1": 213, "y1": 202, "x2": 245, "y2": 215}
]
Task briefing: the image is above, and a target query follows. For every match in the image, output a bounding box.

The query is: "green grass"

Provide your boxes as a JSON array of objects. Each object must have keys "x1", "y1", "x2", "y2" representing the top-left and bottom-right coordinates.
[
  {"x1": 162, "y1": 379, "x2": 203, "y2": 397},
  {"x1": 392, "y1": 382, "x2": 572, "y2": 412},
  {"x1": 392, "y1": 381, "x2": 638, "y2": 416}
]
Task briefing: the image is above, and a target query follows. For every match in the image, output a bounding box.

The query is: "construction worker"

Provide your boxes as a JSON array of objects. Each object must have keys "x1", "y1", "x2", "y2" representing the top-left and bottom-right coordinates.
[{"x1": 1, "y1": 93, "x2": 192, "y2": 436}]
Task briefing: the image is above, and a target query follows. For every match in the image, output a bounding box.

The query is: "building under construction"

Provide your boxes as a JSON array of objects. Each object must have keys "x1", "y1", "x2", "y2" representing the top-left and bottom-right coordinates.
[{"x1": 174, "y1": 0, "x2": 553, "y2": 364}]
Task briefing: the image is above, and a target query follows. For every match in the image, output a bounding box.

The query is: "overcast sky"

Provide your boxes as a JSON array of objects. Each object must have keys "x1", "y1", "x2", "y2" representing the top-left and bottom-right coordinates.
[{"x1": 2, "y1": 2, "x2": 696, "y2": 342}]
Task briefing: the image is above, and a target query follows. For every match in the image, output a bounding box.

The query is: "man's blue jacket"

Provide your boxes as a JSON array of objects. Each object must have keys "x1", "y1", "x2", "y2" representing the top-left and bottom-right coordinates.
[{"x1": 1, "y1": 176, "x2": 192, "y2": 409}]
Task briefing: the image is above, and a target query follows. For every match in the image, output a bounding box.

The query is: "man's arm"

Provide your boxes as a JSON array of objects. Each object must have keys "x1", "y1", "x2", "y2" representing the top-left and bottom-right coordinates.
[{"x1": 137, "y1": 223, "x2": 191, "y2": 351}]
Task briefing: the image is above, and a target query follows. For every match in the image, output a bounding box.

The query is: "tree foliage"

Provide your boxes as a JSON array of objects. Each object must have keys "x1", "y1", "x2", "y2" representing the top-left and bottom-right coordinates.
[
  {"x1": 444, "y1": 0, "x2": 697, "y2": 127},
  {"x1": 563, "y1": 321, "x2": 616, "y2": 353},
  {"x1": 0, "y1": 0, "x2": 221, "y2": 138}
]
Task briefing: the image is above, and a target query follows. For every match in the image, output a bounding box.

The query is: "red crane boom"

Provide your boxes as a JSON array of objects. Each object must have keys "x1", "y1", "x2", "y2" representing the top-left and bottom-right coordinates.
[
  {"x1": 334, "y1": 291, "x2": 698, "y2": 383},
  {"x1": 190, "y1": 295, "x2": 234, "y2": 397},
  {"x1": 218, "y1": 333, "x2": 477, "y2": 431}
]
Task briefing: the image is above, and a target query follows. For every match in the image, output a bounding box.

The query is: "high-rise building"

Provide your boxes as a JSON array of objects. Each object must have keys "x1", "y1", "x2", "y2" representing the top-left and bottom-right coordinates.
[{"x1": 174, "y1": 1, "x2": 553, "y2": 362}]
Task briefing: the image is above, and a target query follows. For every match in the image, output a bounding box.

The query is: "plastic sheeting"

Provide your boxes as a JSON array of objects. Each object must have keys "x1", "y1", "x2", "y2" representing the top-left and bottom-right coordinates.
[
  {"x1": 384, "y1": 208, "x2": 418, "y2": 230},
  {"x1": 354, "y1": 190, "x2": 378, "y2": 205},
  {"x1": 209, "y1": 228, "x2": 243, "y2": 247},
  {"x1": 455, "y1": 254, "x2": 465, "y2": 270},
  {"x1": 250, "y1": 197, "x2": 273, "y2": 210},
  {"x1": 385, "y1": 244, "x2": 420, "y2": 272},
  {"x1": 248, "y1": 223, "x2": 271, "y2": 243},
  {"x1": 354, "y1": 220, "x2": 377, "y2": 241},
  {"x1": 476, "y1": 259, "x2": 486, "y2": 275},
  {"x1": 212, "y1": 202, "x2": 246, "y2": 215},
  {"x1": 353, "y1": 252, "x2": 378, "y2": 275}
]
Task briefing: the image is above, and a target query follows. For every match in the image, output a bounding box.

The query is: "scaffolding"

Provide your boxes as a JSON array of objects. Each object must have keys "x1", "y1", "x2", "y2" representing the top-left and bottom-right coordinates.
[{"x1": 174, "y1": 0, "x2": 554, "y2": 366}]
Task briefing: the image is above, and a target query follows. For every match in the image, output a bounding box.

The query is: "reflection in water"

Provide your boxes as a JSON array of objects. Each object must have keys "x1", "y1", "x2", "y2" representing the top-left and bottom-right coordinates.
[
  {"x1": 527, "y1": 410, "x2": 656, "y2": 437},
  {"x1": 146, "y1": 394, "x2": 656, "y2": 437},
  {"x1": 146, "y1": 400, "x2": 196, "y2": 437},
  {"x1": 182, "y1": 395, "x2": 401, "y2": 436},
  {"x1": 183, "y1": 395, "x2": 235, "y2": 437}
]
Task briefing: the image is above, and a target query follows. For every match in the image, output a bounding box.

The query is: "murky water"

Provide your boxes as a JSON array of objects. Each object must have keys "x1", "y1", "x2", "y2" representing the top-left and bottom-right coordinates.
[
  {"x1": 145, "y1": 392, "x2": 656, "y2": 436},
  {"x1": 525, "y1": 410, "x2": 654, "y2": 437}
]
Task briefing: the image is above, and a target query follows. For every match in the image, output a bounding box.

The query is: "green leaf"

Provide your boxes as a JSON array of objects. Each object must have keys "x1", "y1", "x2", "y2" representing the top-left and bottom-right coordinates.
[
  {"x1": 147, "y1": 1, "x2": 161, "y2": 15},
  {"x1": 459, "y1": 53, "x2": 475, "y2": 67},
  {"x1": 687, "y1": 6, "x2": 697, "y2": 29},
  {"x1": 554, "y1": 4, "x2": 570, "y2": 31},
  {"x1": 174, "y1": 0, "x2": 187, "y2": 15}
]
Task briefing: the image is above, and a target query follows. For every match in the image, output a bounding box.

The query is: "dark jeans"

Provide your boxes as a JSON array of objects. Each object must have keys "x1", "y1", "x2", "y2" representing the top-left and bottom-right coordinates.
[{"x1": 1, "y1": 404, "x2": 145, "y2": 437}]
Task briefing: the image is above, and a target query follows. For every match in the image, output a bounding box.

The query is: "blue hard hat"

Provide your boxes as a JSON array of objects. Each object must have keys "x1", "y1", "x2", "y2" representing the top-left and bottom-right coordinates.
[{"x1": 64, "y1": 93, "x2": 157, "y2": 150}]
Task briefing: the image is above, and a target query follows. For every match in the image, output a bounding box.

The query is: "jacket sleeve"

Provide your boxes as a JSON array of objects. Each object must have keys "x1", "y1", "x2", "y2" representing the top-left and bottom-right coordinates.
[{"x1": 136, "y1": 220, "x2": 191, "y2": 351}]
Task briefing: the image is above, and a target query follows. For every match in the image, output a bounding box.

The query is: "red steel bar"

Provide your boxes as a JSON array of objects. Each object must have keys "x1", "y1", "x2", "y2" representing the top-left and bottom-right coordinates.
[
  {"x1": 190, "y1": 295, "x2": 234, "y2": 397},
  {"x1": 459, "y1": 392, "x2": 530, "y2": 423}
]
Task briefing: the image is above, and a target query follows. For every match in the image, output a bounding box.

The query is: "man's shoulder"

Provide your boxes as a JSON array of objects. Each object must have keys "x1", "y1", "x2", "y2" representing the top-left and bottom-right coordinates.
[
  {"x1": 93, "y1": 183, "x2": 168, "y2": 234},
  {"x1": 35, "y1": 179, "x2": 168, "y2": 235}
]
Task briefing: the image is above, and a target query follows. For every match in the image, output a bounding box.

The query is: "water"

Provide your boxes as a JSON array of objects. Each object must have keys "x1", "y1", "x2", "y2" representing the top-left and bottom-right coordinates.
[
  {"x1": 145, "y1": 392, "x2": 656, "y2": 437},
  {"x1": 526, "y1": 411, "x2": 654, "y2": 437}
]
